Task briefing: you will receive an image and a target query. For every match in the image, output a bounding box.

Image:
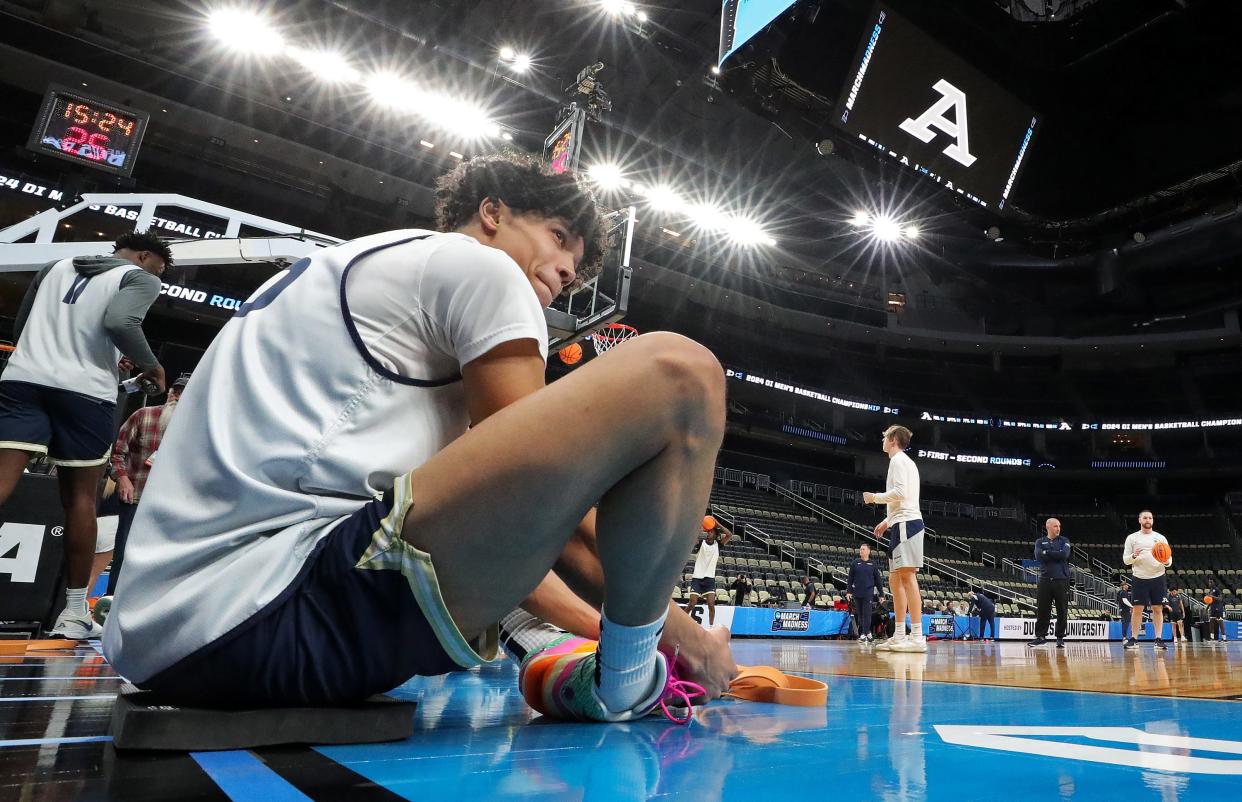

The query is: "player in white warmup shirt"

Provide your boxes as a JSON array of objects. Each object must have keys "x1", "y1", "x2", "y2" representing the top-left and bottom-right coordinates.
[
  {"x1": 685, "y1": 520, "x2": 733, "y2": 627},
  {"x1": 863, "y1": 425, "x2": 926, "y2": 653},
  {"x1": 1121, "y1": 509, "x2": 1172, "y2": 651},
  {"x1": 0, "y1": 231, "x2": 170, "y2": 640},
  {"x1": 104, "y1": 154, "x2": 735, "y2": 722}
]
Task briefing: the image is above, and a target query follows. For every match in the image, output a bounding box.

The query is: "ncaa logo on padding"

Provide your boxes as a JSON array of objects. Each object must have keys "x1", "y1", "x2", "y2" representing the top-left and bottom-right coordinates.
[{"x1": 899, "y1": 78, "x2": 978, "y2": 167}]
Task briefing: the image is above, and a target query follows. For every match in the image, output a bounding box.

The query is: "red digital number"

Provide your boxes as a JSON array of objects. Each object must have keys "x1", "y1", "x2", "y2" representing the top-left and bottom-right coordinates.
[
  {"x1": 59, "y1": 126, "x2": 108, "y2": 161},
  {"x1": 85, "y1": 132, "x2": 109, "y2": 161},
  {"x1": 60, "y1": 125, "x2": 88, "y2": 154}
]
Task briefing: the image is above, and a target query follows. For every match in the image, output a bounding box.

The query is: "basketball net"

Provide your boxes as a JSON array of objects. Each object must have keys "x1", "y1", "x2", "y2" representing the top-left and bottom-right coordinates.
[{"x1": 589, "y1": 322, "x2": 639, "y2": 356}]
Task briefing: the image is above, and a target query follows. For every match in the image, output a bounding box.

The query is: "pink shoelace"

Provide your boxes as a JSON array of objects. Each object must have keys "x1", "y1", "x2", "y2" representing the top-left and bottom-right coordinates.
[{"x1": 658, "y1": 656, "x2": 706, "y2": 725}]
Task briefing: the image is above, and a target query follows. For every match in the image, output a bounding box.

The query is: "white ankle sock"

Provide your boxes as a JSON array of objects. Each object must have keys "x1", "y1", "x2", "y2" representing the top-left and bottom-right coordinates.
[
  {"x1": 65, "y1": 587, "x2": 88, "y2": 617},
  {"x1": 498, "y1": 608, "x2": 567, "y2": 663},
  {"x1": 596, "y1": 607, "x2": 667, "y2": 714}
]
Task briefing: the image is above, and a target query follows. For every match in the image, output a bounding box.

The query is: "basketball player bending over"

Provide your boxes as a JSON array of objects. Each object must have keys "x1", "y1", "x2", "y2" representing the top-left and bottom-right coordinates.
[
  {"x1": 104, "y1": 154, "x2": 735, "y2": 722},
  {"x1": 863, "y1": 425, "x2": 927, "y2": 653},
  {"x1": 685, "y1": 521, "x2": 733, "y2": 627}
]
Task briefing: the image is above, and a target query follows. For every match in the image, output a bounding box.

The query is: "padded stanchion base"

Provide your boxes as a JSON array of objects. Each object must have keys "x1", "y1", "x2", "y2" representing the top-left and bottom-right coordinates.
[{"x1": 110, "y1": 683, "x2": 416, "y2": 751}]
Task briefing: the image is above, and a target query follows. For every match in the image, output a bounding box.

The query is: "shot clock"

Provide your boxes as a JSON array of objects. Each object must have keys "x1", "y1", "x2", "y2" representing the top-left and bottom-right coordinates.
[{"x1": 26, "y1": 84, "x2": 150, "y2": 177}]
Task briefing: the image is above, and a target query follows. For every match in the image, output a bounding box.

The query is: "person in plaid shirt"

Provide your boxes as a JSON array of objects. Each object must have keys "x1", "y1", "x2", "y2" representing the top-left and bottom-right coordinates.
[{"x1": 105, "y1": 373, "x2": 189, "y2": 596}]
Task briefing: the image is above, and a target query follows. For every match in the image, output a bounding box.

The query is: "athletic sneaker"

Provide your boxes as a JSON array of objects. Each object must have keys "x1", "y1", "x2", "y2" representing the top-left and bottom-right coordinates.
[
  {"x1": 1123, "y1": 637, "x2": 1139, "y2": 650},
  {"x1": 1056, "y1": 639, "x2": 1065, "y2": 649},
  {"x1": 518, "y1": 637, "x2": 701, "y2": 724},
  {"x1": 874, "y1": 636, "x2": 904, "y2": 652},
  {"x1": 1154, "y1": 639, "x2": 1168, "y2": 651},
  {"x1": 48, "y1": 609, "x2": 104, "y2": 640},
  {"x1": 1027, "y1": 638, "x2": 1048, "y2": 648},
  {"x1": 91, "y1": 596, "x2": 113, "y2": 626},
  {"x1": 890, "y1": 636, "x2": 928, "y2": 653}
]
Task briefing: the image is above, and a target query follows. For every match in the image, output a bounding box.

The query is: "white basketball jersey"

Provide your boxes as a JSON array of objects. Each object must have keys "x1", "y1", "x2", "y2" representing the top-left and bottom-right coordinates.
[
  {"x1": 104, "y1": 230, "x2": 548, "y2": 681},
  {"x1": 693, "y1": 540, "x2": 720, "y2": 579},
  {"x1": 4, "y1": 258, "x2": 141, "y2": 400}
]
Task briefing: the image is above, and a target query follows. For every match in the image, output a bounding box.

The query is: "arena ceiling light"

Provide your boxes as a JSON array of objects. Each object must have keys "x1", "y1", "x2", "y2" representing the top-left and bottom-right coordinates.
[
  {"x1": 363, "y1": 72, "x2": 501, "y2": 140},
  {"x1": 204, "y1": 13, "x2": 502, "y2": 143},
  {"x1": 208, "y1": 8, "x2": 283, "y2": 54},
  {"x1": 850, "y1": 209, "x2": 921, "y2": 242},
  {"x1": 586, "y1": 163, "x2": 628, "y2": 190},
  {"x1": 589, "y1": 165, "x2": 777, "y2": 246},
  {"x1": 871, "y1": 216, "x2": 902, "y2": 243},
  {"x1": 600, "y1": 1, "x2": 638, "y2": 16},
  {"x1": 285, "y1": 46, "x2": 361, "y2": 83},
  {"x1": 498, "y1": 47, "x2": 533, "y2": 73}
]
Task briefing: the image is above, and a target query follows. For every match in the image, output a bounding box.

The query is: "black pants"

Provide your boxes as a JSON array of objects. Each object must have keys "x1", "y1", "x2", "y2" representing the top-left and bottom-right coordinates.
[
  {"x1": 1035, "y1": 577, "x2": 1070, "y2": 640},
  {"x1": 978, "y1": 613, "x2": 995, "y2": 639},
  {"x1": 1120, "y1": 614, "x2": 1130, "y2": 639},
  {"x1": 855, "y1": 597, "x2": 873, "y2": 637},
  {"x1": 105, "y1": 501, "x2": 139, "y2": 596}
]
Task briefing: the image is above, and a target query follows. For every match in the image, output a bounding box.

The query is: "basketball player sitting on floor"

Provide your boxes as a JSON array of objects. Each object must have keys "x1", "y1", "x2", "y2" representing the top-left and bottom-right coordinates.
[{"x1": 104, "y1": 153, "x2": 736, "y2": 722}]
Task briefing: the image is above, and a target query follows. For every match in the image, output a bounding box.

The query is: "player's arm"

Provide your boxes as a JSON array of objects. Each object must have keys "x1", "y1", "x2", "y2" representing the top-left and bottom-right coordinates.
[
  {"x1": 865, "y1": 463, "x2": 908, "y2": 506},
  {"x1": 103, "y1": 270, "x2": 165, "y2": 390},
  {"x1": 520, "y1": 569, "x2": 601, "y2": 640},
  {"x1": 716, "y1": 523, "x2": 733, "y2": 546},
  {"x1": 1122, "y1": 535, "x2": 1137, "y2": 565}
]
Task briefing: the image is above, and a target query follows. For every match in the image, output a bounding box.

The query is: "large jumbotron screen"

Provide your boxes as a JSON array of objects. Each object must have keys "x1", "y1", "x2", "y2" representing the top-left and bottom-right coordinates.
[
  {"x1": 719, "y1": 0, "x2": 798, "y2": 64},
  {"x1": 837, "y1": 3, "x2": 1038, "y2": 211}
]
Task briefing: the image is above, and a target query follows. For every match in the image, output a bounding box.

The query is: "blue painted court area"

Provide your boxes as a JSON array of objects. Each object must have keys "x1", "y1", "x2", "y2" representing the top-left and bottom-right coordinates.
[{"x1": 317, "y1": 641, "x2": 1241, "y2": 802}]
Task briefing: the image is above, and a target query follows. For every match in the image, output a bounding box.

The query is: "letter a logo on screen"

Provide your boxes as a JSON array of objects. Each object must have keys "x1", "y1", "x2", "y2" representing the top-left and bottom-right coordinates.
[{"x1": 898, "y1": 79, "x2": 977, "y2": 167}]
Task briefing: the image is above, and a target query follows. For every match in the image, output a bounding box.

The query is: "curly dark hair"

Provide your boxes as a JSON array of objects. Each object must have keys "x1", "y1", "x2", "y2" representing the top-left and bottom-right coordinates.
[
  {"x1": 114, "y1": 231, "x2": 174, "y2": 268},
  {"x1": 434, "y1": 152, "x2": 608, "y2": 285}
]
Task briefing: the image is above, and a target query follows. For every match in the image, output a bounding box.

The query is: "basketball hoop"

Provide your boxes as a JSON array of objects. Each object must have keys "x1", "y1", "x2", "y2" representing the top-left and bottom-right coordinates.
[{"x1": 589, "y1": 322, "x2": 639, "y2": 356}]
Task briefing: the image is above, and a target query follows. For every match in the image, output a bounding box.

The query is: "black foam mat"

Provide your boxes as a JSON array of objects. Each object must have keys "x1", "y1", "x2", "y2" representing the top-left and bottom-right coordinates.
[{"x1": 110, "y1": 683, "x2": 416, "y2": 751}]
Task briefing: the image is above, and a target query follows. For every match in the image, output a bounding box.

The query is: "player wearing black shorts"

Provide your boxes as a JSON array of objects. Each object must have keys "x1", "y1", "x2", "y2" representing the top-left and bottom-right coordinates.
[{"x1": 0, "y1": 232, "x2": 169, "y2": 639}]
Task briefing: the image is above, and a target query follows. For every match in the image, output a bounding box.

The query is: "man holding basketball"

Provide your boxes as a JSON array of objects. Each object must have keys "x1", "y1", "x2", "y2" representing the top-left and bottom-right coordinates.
[
  {"x1": 1122, "y1": 510, "x2": 1172, "y2": 651},
  {"x1": 864, "y1": 425, "x2": 926, "y2": 653},
  {"x1": 685, "y1": 518, "x2": 733, "y2": 627}
]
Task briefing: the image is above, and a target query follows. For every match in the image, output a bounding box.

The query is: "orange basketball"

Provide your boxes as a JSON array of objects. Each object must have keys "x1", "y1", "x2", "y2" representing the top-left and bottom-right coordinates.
[
  {"x1": 1151, "y1": 541, "x2": 1171, "y2": 563},
  {"x1": 702, "y1": 515, "x2": 717, "y2": 531},
  {"x1": 1204, "y1": 595, "x2": 1214, "y2": 606},
  {"x1": 558, "y1": 343, "x2": 583, "y2": 365}
]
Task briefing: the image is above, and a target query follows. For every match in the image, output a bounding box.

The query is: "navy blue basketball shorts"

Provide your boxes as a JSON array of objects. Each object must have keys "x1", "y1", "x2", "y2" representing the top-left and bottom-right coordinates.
[
  {"x1": 1130, "y1": 575, "x2": 1167, "y2": 607},
  {"x1": 139, "y1": 475, "x2": 497, "y2": 707},
  {"x1": 0, "y1": 380, "x2": 115, "y2": 467},
  {"x1": 690, "y1": 577, "x2": 717, "y2": 596}
]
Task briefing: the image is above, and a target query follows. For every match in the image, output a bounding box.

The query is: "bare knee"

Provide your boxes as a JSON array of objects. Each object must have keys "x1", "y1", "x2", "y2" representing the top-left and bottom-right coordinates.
[{"x1": 638, "y1": 333, "x2": 725, "y2": 441}]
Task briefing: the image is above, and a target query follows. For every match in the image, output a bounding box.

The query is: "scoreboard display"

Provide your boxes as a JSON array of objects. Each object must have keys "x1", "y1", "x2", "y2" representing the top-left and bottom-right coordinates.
[
  {"x1": 837, "y1": 4, "x2": 1038, "y2": 211},
  {"x1": 719, "y1": 0, "x2": 799, "y2": 65},
  {"x1": 26, "y1": 84, "x2": 150, "y2": 177}
]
